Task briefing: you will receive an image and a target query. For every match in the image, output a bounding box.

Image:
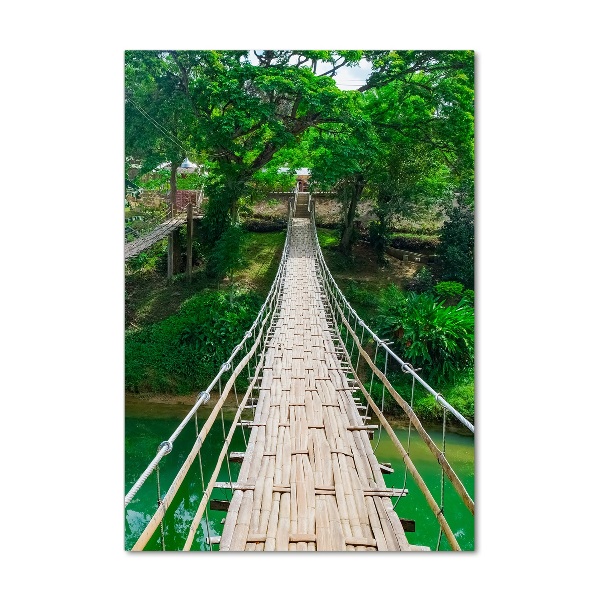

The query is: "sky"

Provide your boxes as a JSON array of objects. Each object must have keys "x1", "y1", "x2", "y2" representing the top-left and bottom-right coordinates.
[{"x1": 248, "y1": 51, "x2": 372, "y2": 89}]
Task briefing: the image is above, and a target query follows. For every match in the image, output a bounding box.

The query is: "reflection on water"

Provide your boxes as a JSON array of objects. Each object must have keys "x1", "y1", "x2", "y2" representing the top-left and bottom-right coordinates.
[{"x1": 125, "y1": 402, "x2": 474, "y2": 551}]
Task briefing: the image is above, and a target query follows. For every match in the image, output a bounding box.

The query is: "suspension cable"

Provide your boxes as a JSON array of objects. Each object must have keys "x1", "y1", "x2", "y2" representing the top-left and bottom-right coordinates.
[
  {"x1": 436, "y1": 408, "x2": 448, "y2": 551},
  {"x1": 310, "y1": 219, "x2": 474, "y2": 434},
  {"x1": 155, "y1": 465, "x2": 166, "y2": 551},
  {"x1": 125, "y1": 212, "x2": 293, "y2": 507}
]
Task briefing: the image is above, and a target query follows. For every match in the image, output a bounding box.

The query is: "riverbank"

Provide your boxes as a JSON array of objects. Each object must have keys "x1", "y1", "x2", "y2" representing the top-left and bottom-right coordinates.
[{"x1": 125, "y1": 391, "x2": 473, "y2": 435}]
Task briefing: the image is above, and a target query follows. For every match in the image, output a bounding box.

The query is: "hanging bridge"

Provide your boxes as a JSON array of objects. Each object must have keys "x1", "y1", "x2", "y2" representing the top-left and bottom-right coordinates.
[
  {"x1": 125, "y1": 201, "x2": 202, "y2": 261},
  {"x1": 125, "y1": 191, "x2": 475, "y2": 551},
  {"x1": 125, "y1": 212, "x2": 187, "y2": 260}
]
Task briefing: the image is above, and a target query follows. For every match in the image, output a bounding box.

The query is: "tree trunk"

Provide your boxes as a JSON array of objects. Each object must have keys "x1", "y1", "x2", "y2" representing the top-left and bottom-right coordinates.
[
  {"x1": 339, "y1": 176, "x2": 365, "y2": 255},
  {"x1": 186, "y1": 201, "x2": 193, "y2": 282}
]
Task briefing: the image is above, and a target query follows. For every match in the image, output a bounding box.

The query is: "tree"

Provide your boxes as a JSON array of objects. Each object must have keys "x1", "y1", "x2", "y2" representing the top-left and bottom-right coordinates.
[
  {"x1": 126, "y1": 50, "x2": 364, "y2": 245},
  {"x1": 438, "y1": 206, "x2": 475, "y2": 288},
  {"x1": 309, "y1": 51, "x2": 474, "y2": 256},
  {"x1": 308, "y1": 99, "x2": 380, "y2": 254},
  {"x1": 125, "y1": 50, "x2": 474, "y2": 257}
]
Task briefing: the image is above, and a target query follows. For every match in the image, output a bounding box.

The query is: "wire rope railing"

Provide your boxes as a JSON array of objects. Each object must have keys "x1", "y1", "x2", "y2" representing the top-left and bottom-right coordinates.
[
  {"x1": 125, "y1": 208, "x2": 295, "y2": 550},
  {"x1": 125, "y1": 194, "x2": 473, "y2": 551},
  {"x1": 309, "y1": 202, "x2": 474, "y2": 550}
]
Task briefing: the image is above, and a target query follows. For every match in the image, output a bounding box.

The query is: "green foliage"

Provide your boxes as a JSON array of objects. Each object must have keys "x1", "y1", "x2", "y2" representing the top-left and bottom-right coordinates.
[
  {"x1": 439, "y1": 206, "x2": 474, "y2": 288},
  {"x1": 317, "y1": 228, "x2": 339, "y2": 248},
  {"x1": 125, "y1": 290, "x2": 262, "y2": 393},
  {"x1": 206, "y1": 225, "x2": 245, "y2": 281},
  {"x1": 139, "y1": 170, "x2": 206, "y2": 192},
  {"x1": 370, "y1": 370, "x2": 474, "y2": 422},
  {"x1": 407, "y1": 266, "x2": 435, "y2": 293},
  {"x1": 462, "y1": 289, "x2": 475, "y2": 306},
  {"x1": 242, "y1": 218, "x2": 286, "y2": 233},
  {"x1": 345, "y1": 280, "x2": 379, "y2": 309},
  {"x1": 126, "y1": 239, "x2": 168, "y2": 273},
  {"x1": 434, "y1": 281, "x2": 464, "y2": 301},
  {"x1": 376, "y1": 288, "x2": 474, "y2": 383}
]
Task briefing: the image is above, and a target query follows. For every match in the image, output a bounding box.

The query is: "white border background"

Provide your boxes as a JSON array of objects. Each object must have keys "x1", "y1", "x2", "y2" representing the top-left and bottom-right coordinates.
[{"x1": 3, "y1": 1, "x2": 599, "y2": 597}]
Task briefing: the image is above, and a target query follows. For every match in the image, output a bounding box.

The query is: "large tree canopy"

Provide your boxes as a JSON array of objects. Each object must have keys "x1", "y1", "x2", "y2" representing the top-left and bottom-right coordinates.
[{"x1": 125, "y1": 50, "x2": 474, "y2": 249}]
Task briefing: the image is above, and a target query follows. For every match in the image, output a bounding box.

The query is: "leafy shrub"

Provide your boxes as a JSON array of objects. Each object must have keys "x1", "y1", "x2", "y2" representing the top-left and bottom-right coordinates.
[
  {"x1": 376, "y1": 289, "x2": 474, "y2": 383},
  {"x1": 125, "y1": 289, "x2": 262, "y2": 393},
  {"x1": 126, "y1": 240, "x2": 168, "y2": 273},
  {"x1": 462, "y1": 289, "x2": 475, "y2": 306},
  {"x1": 406, "y1": 266, "x2": 435, "y2": 293},
  {"x1": 434, "y1": 281, "x2": 464, "y2": 301},
  {"x1": 439, "y1": 206, "x2": 474, "y2": 288},
  {"x1": 345, "y1": 280, "x2": 379, "y2": 309},
  {"x1": 206, "y1": 225, "x2": 245, "y2": 281},
  {"x1": 242, "y1": 218, "x2": 286, "y2": 232}
]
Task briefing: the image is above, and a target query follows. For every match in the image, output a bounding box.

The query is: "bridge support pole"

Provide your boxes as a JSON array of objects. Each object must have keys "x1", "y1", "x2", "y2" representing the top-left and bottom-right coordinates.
[
  {"x1": 167, "y1": 163, "x2": 178, "y2": 282},
  {"x1": 167, "y1": 234, "x2": 173, "y2": 280},
  {"x1": 186, "y1": 202, "x2": 193, "y2": 283}
]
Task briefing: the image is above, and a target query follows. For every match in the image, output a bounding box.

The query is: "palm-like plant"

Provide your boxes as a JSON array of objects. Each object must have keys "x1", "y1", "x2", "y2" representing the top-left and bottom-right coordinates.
[{"x1": 377, "y1": 289, "x2": 474, "y2": 382}]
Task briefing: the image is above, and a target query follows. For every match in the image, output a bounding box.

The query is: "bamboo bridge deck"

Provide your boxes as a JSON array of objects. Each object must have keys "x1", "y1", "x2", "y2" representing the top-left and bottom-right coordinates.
[
  {"x1": 219, "y1": 218, "x2": 423, "y2": 551},
  {"x1": 125, "y1": 214, "x2": 187, "y2": 260}
]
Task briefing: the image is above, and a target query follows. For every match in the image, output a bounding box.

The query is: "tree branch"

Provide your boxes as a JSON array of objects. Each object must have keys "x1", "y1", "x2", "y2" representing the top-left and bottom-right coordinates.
[{"x1": 318, "y1": 58, "x2": 349, "y2": 77}]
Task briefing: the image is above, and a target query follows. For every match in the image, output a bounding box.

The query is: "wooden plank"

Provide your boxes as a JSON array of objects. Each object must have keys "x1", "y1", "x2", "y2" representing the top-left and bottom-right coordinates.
[
  {"x1": 219, "y1": 490, "x2": 243, "y2": 551},
  {"x1": 346, "y1": 536, "x2": 377, "y2": 548},
  {"x1": 289, "y1": 533, "x2": 317, "y2": 543},
  {"x1": 214, "y1": 481, "x2": 255, "y2": 490},
  {"x1": 209, "y1": 499, "x2": 230, "y2": 512},
  {"x1": 400, "y1": 518, "x2": 416, "y2": 533},
  {"x1": 363, "y1": 488, "x2": 409, "y2": 497},
  {"x1": 229, "y1": 452, "x2": 245, "y2": 463}
]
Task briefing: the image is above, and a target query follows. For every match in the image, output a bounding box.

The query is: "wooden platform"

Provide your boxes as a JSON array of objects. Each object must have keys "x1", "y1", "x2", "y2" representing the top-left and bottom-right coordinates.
[
  {"x1": 220, "y1": 218, "x2": 421, "y2": 551},
  {"x1": 124, "y1": 214, "x2": 187, "y2": 260}
]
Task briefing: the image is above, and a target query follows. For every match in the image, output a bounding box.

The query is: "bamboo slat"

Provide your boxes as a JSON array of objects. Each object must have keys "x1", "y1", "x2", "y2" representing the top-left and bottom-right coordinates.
[{"x1": 218, "y1": 218, "x2": 433, "y2": 552}]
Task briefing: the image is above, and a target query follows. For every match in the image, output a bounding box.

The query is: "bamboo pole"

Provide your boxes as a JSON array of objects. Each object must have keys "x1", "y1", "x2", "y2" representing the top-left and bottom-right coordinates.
[
  {"x1": 346, "y1": 363, "x2": 461, "y2": 551},
  {"x1": 131, "y1": 333, "x2": 265, "y2": 551},
  {"x1": 337, "y1": 306, "x2": 475, "y2": 517},
  {"x1": 182, "y1": 355, "x2": 265, "y2": 550}
]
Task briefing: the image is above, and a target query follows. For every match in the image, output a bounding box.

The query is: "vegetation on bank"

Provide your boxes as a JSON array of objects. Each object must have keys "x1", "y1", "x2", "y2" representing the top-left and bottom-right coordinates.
[
  {"x1": 318, "y1": 227, "x2": 475, "y2": 423},
  {"x1": 126, "y1": 289, "x2": 262, "y2": 393},
  {"x1": 125, "y1": 230, "x2": 285, "y2": 393},
  {"x1": 124, "y1": 50, "x2": 474, "y2": 423},
  {"x1": 125, "y1": 224, "x2": 474, "y2": 424}
]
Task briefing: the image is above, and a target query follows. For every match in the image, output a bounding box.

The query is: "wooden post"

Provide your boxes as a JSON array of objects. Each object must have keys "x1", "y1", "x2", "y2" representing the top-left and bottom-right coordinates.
[
  {"x1": 186, "y1": 202, "x2": 193, "y2": 283},
  {"x1": 167, "y1": 163, "x2": 178, "y2": 281}
]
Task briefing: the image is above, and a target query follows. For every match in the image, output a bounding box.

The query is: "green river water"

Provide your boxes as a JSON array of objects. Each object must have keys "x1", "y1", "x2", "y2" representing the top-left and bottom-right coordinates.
[{"x1": 125, "y1": 400, "x2": 474, "y2": 551}]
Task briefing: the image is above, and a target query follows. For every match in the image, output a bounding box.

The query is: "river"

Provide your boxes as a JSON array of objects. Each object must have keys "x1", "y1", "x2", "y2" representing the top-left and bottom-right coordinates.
[{"x1": 125, "y1": 399, "x2": 474, "y2": 551}]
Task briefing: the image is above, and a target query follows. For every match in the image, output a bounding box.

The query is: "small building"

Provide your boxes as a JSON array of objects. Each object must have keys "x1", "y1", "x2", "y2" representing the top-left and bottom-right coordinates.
[{"x1": 277, "y1": 167, "x2": 311, "y2": 192}]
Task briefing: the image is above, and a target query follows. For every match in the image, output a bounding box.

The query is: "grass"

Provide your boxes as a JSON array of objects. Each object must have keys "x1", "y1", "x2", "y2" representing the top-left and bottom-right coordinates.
[
  {"x1": 126, "y1": 230, "x2": 285, "y2": 329},
  {"x1": 236, "y1": 230, "x2": 285, "y2": 296}
]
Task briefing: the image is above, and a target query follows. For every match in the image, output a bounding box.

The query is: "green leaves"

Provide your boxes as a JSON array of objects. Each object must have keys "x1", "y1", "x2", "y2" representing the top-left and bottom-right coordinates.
[
  {"x1": 125, "y1": 290, "x2": 262, "y2": 393},
  {"x1": 376, "y1": 287, "x2": 474, "y2": 383}
]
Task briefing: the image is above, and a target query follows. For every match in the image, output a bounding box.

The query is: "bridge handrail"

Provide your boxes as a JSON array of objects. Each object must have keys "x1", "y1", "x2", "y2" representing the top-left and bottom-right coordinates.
[
  {"x1": 309, "y1": 212, "x2": 474, "y2": 433},
  {"x1": 124, "y1": 210, "x2": 295, "y2": 507}
]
